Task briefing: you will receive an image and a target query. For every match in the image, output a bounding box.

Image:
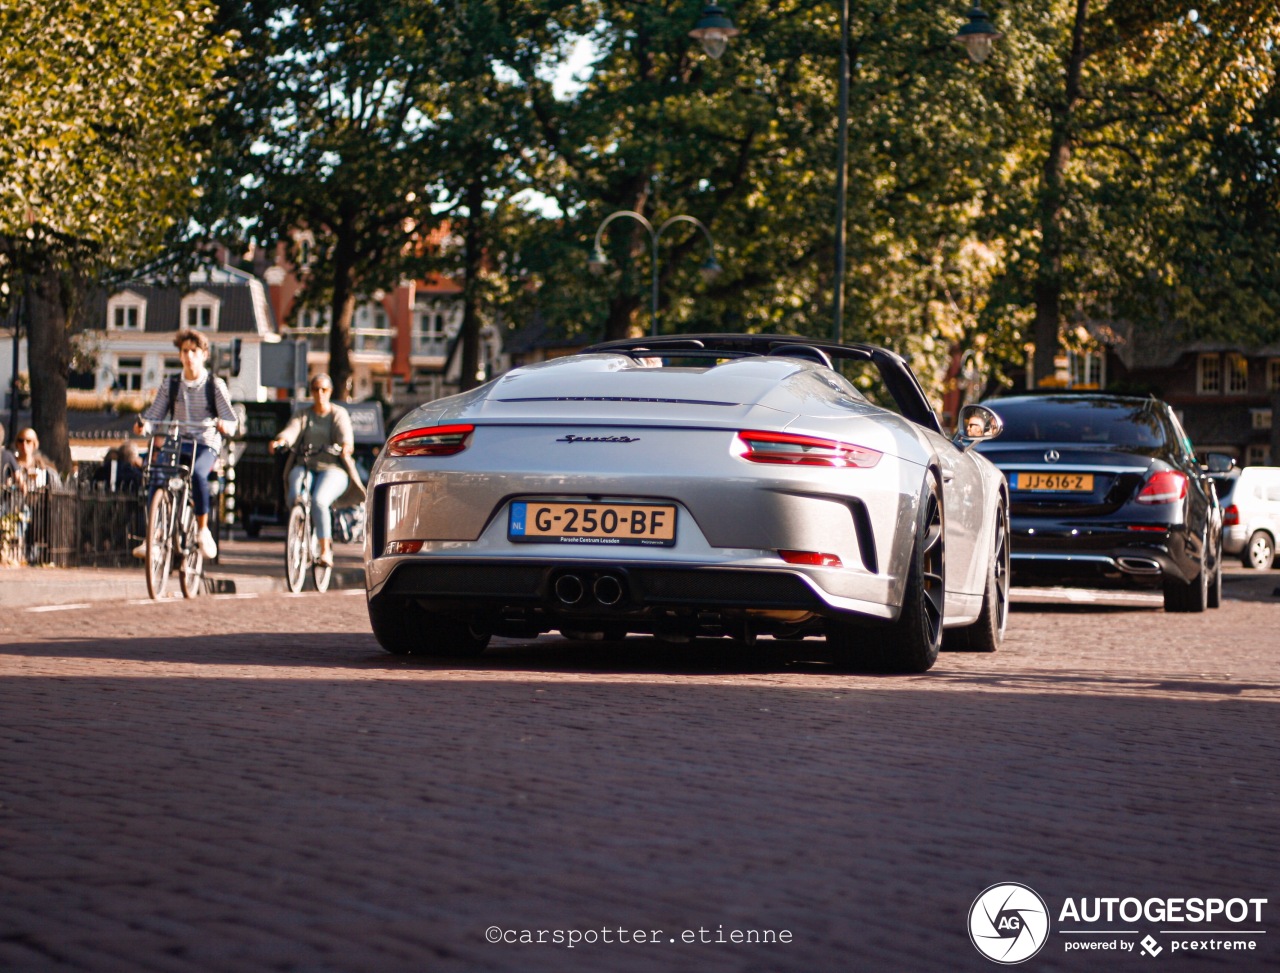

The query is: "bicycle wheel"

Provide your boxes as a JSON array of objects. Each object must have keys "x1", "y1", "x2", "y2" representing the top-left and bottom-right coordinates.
[
  {"x1": 285, "y1": 503, "x2": 309, "y2": 593},
  {"x1": 145, "y1": 489, "x2": 174, "y2": 600},
  {"x1": 311, "y1": 527, "x2": 332, "y2": 593},
  {"x1": 178, "y1": 499, "x2": 204, "y2": 598}
]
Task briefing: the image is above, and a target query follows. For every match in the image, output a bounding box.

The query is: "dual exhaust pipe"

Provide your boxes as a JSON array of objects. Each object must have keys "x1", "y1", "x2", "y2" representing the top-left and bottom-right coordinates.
[{"x1": 553, "y1": 572, "x2": 626, "y2": 608}]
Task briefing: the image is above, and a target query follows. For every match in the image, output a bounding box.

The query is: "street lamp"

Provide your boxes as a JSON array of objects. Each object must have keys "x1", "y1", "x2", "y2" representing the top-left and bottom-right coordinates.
[
  {"x1": 954, "y1": 5, "x2": 1002, "y2": 64},
  {"x1": 689, "y1": 2, "x2": 853, "y2": 343},
  {"x1": 690, "y1": 4, "x2": 740, "y2": 60},
  {"x1": 589, "y1": 211, "x2": 723, "y2": 337}
]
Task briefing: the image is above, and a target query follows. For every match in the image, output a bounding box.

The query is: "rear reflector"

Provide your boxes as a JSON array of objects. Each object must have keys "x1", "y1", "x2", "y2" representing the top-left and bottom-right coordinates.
[
  {"x1": 735, "y1": 430, "x2": 881, "y2": 468},
  {"x1": 1126, "y1": 525, "x2": 1167, "y2": 533},
  {"x1": 387, "y1": 424, "x2": 474, "y2": 457},
  {"x1": 779, "y1": 550, "x2": 843, "y2": 568},
  {"x1": 1135, "y1": 470, "x2": 1187, "y2": 505},
  {"x1": 384, "y1": 540, "x2": 424, "y2": 555}
]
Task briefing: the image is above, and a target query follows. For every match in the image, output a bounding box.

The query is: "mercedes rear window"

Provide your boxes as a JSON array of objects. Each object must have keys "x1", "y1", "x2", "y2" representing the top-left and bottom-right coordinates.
[{"x1": 986, "y1": 399, "x2": 1167, "y2": 448}]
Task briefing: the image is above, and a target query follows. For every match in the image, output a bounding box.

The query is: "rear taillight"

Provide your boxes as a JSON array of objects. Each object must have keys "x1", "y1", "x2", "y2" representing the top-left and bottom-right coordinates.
[
  {"x1": 1135, "y1": 470, "x2": 1187, "y2": 505},
  {"x1": 735, "y1": 430, "x2": 881, "y2": 468},
  {"x1": 387, "y1": 424, "x2": 474, "y2": 457},
  {"x1": 1222, "y1": 503, "x2": 1239, "y2": 526}
]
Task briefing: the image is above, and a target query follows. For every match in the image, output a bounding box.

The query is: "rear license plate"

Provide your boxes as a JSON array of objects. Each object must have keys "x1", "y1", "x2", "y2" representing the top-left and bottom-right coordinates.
[
  {"x1": 508, "y1": 501, "x2": 677, "y2": 546},
  {"x1": 1014, "y1": 472, "x2": 1095, "y2": 492}
]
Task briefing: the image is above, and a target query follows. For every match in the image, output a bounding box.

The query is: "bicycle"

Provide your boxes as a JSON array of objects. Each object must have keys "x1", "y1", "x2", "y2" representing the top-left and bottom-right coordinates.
[
  {"x1": 142, "y1": 420, "x2": 210, "y2": 600},
  {"x1": 279, "y1": 443, "x2": 339, "y2": 593}
]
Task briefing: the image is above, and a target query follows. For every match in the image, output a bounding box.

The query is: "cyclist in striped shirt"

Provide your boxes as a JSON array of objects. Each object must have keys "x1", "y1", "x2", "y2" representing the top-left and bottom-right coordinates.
[{"x1": 132, "y1": 329, "x2": 239, "y2": 560}]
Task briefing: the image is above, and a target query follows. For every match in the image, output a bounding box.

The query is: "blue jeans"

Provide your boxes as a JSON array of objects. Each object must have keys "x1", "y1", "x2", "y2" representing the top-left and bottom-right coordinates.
[
  {"x1": 148, "y1": 443, "x2": 218, "y2": 517},
  {"x1": 287, "y1": 465, "x2": 349, "y2": 541}
]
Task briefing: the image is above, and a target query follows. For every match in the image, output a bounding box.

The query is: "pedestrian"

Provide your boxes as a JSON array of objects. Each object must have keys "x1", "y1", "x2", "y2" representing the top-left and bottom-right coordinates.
[
  {"x1": 11, "y1": 428, "x2": 62, "y2": 491},
  {"x1": 268, "y1": 373, "x2": 364, "y2": 568},
  {"x1": 94, "y1": 441, "x2": 144, "y2": 492},
  {"x1": 0, "y1": 421, "x2": 18, "y2": 485},
  {"x1": 132, "y1": 328, "x2": 238, "y2": 560}
]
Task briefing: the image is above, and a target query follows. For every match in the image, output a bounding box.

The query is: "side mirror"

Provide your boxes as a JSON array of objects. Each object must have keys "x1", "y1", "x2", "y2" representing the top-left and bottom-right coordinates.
[
  {"x1": 956, "y1": 404, "x2": 1003, "y2": 447},
  {"x1": 1203, "y1": 452, "x2": 1237, "y2": 474}
]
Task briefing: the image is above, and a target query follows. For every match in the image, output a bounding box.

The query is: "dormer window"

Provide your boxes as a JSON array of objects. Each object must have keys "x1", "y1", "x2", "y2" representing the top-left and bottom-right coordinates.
[
  {"x1": 107, "y1": 292, "x2": 146, "y2": 331},
  {"x1": 181, "y1": 291, "x2": 220, "y2": 331}
]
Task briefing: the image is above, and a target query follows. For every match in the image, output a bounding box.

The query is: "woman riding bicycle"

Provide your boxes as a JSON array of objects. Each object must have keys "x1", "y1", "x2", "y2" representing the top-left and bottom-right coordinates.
[
  {"x1": 132, "y1": 329, "x2": 238, "y2": 560},
  {"x1": 269, "y1": 373, "x2": 361, "y2": 569}
]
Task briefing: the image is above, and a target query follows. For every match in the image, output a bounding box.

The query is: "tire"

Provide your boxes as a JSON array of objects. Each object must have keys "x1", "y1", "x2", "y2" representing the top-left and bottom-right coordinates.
[
  {"x1": 1163, "y1": 534, "x2": 1209, "y2": 613},
  {"x1": 284, "y1": 504, "x2": 308, "y2": 593},
  {"x1": 1242, "y1": 530, "x2": 1274, "y2": 571},
  {"x1": 945, "y1": 498, "x2": 1009, "y2": 652},
  {"x1": 368, "y1": 597, "x2": 491, "y2": 658},
  {"x1": 830, "y1": 476, "x2": 944, "y2": 673},
  {"x1": 1207, "y1": 533, "x2": 1223, "y2": 609},
  {"x1": 145, "y1": 489, "x2": 174, "y2": 600},
  {"x1": 311, "y1": 530, "x2": 332, "y2": 593},
  {"x1": 178, "y1": 504, "x2": 203, "y2": 599}
]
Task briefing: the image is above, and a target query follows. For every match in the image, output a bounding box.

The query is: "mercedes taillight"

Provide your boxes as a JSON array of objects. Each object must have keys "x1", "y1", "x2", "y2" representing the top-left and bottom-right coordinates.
[{"x1": 1135, "y1": 470, "x2": 1187, "y2": 505}]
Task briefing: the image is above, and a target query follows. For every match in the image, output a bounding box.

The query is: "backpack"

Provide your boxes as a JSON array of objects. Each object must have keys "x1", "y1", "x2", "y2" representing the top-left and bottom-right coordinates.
[{"x1": 166, "y1": 373, "x2": 218, "y2": 421}]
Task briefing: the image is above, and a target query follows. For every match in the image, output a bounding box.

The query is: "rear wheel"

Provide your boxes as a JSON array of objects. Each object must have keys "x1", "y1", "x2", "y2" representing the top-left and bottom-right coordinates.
[
  {"x1": 945, "y1": 498, "x2": 1009, "y2": 652},
  {"x1": 284, "y1": 504, "x2": 308, "y2": 593},
  {"x1": 368, "y1": 597, "x2": 491, "y2": 658},
  {"x1": 1207, "y1": 533, "x2": 1223, "y2": 609},
  {"x1": 831, "y1": 477, "x2": 944, "y2": 673},
  {"x1": 1242, "y1": 530, "x2": 1275, "y2": 571},
  {"x1": 145, "y1": 490, "x2": 174, "y2": 600},
  {"x1": 1163, "y1": 535, "x2": 1209, "y2": 613}
]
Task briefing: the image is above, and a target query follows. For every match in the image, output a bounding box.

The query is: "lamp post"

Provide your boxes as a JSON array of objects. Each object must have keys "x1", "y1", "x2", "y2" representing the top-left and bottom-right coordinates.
[
  {"x1": 954, "y1": 5, "x2": 1002, "y2": 64},
  {"x1": 589, "y1": 211, "x2": 723, "y2": 337},
  {"x1": 691, "y1": 2, "x2": 850, "y2": 343},
  {"x1": 693, "y1": 6, "x2": 1001, "y2": 345}
]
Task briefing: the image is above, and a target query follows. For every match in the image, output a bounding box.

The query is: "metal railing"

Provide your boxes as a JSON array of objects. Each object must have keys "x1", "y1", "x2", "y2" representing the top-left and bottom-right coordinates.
[{"x1": 1, "y1": 478, "x2": 146, "y2": 568}]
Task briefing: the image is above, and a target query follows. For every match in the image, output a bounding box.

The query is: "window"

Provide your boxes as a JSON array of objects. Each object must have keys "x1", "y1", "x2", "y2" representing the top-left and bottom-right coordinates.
[
  {"x1": 413, "y1": 308, "x2": 448, "y2": 355},
  {"x1": 181, "y1": 292, "x2": 219, "y2": 331},
  {"x1": 1268, "y1": 358, "x2": 1280, "y2": 392},
  {"x1": 1246, "y1": 443, "x2": 1271, "y2": 466},
  {"x1": 1226, "y1": 353, "x2": 1249, "y2": 394},
  {"x1": 1251, "y1": 409, "x2": 1272, "y2": 431},
  {"x1": 107, "y1": 292, "x2": 146, "y2": 331},
  {"x1": 1068, "y1": 350, "x2": 1104, "y2": 389},
  {"x1": 1196, "y1": 354, "x2": 1222, "y2": 394},
  {"x1": 115, "y1": 356, "x2": 144, "y2": 392}
]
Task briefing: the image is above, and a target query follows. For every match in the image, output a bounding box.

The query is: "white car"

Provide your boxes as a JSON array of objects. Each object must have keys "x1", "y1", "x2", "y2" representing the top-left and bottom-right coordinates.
[
  {"x1": 1217, "y1": 466, "x2": 1280, "y2": 569},
  {"x1": 363, "y1": 334, "x2": 1011, "y2": 672}
]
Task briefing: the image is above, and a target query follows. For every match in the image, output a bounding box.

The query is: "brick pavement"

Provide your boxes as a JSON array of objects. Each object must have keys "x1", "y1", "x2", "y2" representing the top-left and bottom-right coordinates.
[{"x1": 0, "y1": 589, "x2": 1277, "y2": 973}]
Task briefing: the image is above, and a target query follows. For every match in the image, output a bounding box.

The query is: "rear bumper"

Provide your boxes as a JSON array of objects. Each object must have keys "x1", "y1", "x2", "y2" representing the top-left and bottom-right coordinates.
[{"x1": 1008, "y1": 518, "x2": 1197, "y2": 589}]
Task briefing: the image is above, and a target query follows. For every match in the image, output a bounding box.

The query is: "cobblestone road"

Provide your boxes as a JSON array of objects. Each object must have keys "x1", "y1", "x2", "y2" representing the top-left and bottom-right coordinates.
[{"x1": 1, "y1": 582, "x2": 1277, "y2": 972}]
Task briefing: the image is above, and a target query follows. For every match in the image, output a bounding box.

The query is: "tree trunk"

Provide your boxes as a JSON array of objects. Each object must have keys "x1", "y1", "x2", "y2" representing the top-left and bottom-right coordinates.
[
  {"x1": 459, "y1": 179, "x2": 485, "y2": 392},
  {"x1": 1032, "y1": 0, "x2": 1089, "y2": 388},
  {"x1": 328, "y1": 225, "x2": 357, "y2": 402},
  {"x1": 26, "y1": 266, "x2": 71, "y2": 475}
]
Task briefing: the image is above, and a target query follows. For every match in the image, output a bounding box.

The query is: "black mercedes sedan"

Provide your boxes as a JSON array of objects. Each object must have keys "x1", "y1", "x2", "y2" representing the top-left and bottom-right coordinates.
[{"x1": 973, "y1": 393, "x2": 1223, "y2": 612}]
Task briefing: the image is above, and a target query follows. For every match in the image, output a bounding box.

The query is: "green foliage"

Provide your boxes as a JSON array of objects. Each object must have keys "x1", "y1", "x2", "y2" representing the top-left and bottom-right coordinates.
[{"x1": 0, "y1": 0, "x2": 233, "y2": 282}]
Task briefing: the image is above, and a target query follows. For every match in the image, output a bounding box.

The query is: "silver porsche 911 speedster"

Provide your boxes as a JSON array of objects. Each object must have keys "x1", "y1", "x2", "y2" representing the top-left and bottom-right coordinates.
[{"x1": 364, "y1": 334, "x2": 1010, "y2": 672}]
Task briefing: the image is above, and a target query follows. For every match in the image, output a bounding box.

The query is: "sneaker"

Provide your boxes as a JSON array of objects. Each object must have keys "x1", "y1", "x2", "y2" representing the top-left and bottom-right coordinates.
[
  {"x1": 199, "y1": 529, "x2": 218, "y2": 560},
  {"x1": 132, "y1": 541, "x2": 147, "y2": 559},
  {"x1": 316, "y1": 551, "x2": 334, "y2": 568}
]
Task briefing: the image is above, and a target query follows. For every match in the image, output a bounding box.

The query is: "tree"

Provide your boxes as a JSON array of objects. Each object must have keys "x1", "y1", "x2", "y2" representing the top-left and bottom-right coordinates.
[
  {"x1": 0, "y1": 0, "x2": 232, "y2": 471},
  {"x1": 976, "y1": 0, "x2": 1280, "y2": 385},
  {"x1": 204, "y1": 0, "x2": 494, "y2": 400}
]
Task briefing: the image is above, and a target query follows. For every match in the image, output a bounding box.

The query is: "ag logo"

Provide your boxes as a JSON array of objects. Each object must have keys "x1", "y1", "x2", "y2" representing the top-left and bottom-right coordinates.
[{"x1": 969, "y1": 883, "x2": 1050, "y2": 964}]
